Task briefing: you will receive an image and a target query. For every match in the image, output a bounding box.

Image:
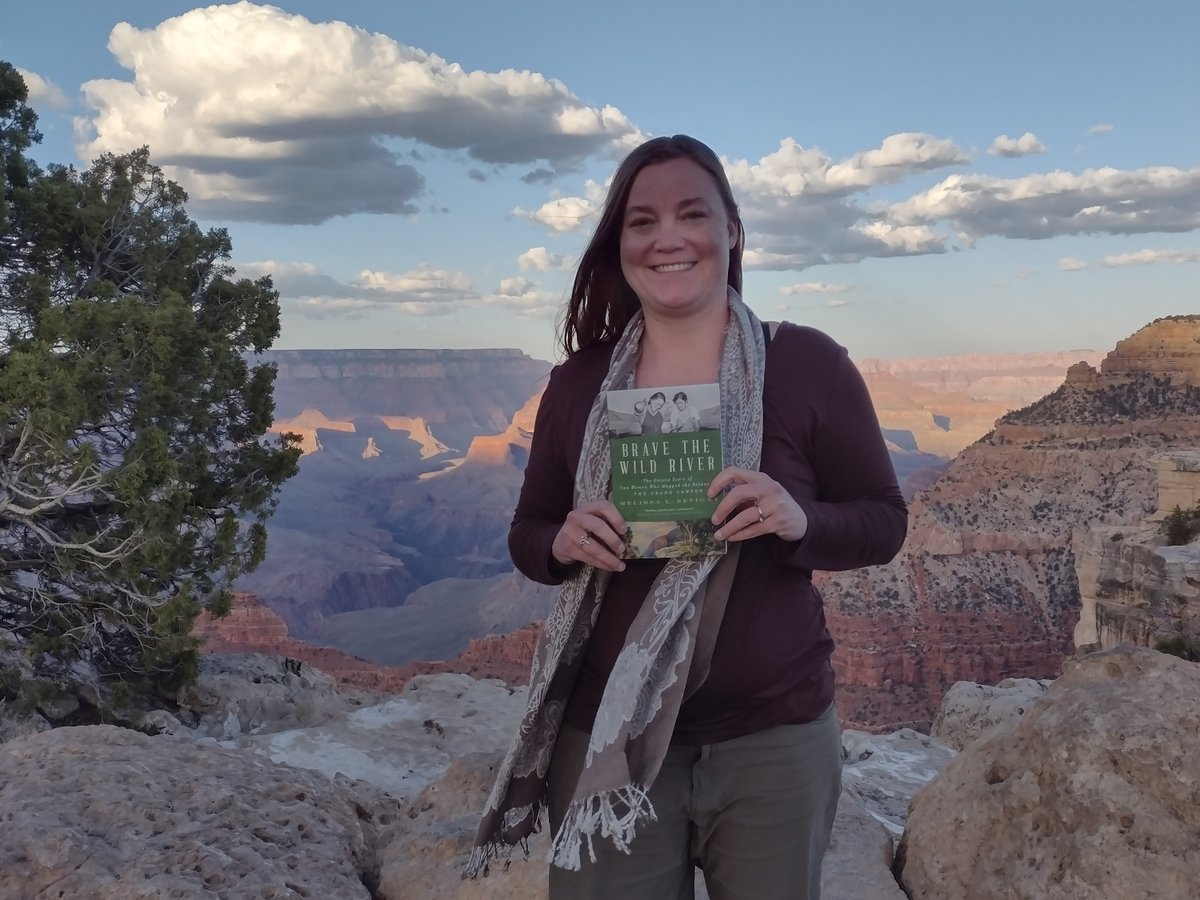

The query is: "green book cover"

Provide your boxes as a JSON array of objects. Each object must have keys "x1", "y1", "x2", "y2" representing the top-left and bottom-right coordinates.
[{"x1": 606, "y1": 383, "x2": 726, "y2": 559}]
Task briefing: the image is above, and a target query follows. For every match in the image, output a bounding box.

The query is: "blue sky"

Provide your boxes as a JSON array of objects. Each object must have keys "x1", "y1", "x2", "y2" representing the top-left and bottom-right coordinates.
[{"x1": 4, "y1": 0, "x2": 1198, "y2": 363}]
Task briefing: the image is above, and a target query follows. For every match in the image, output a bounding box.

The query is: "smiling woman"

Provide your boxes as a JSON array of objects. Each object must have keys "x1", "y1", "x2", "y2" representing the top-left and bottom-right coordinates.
[{"x1": 470, "y1": 134, "x2": 908, "y2": 900}]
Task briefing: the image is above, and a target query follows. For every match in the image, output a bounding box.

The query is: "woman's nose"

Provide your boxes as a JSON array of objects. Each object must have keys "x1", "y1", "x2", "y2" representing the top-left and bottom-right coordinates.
[{"x1": 653, "y1": 221, "x2": 686, "y2": 250}]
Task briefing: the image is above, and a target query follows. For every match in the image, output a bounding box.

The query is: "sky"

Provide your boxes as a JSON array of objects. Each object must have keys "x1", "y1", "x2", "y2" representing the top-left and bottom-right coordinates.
[{"x1": 4, "y1": 0, "x2": 1198, "y2": 364}]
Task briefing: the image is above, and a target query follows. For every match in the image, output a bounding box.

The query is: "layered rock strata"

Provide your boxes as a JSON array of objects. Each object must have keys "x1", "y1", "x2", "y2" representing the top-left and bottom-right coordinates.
[
  {"x1": 826, "y1": 316, "x2": 1200, "y2": 730},
  {"x1": 194, "y1": 593, "x2": 538, "y2": 694},
  {"x1": 1073, "y1": 451, "x2": 1200, "y2": 654}
]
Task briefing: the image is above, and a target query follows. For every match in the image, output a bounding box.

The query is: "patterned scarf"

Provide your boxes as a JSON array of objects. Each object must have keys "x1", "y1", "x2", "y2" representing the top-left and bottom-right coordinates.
[{"x1": 467, "y1": 288, "x2": 765, "y2": 874}]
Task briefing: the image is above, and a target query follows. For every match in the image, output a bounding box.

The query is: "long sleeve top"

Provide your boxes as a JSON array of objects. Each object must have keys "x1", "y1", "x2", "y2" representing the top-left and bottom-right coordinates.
[{"x1": 508, "y1": 322, "x2": 908, "y2": 744}]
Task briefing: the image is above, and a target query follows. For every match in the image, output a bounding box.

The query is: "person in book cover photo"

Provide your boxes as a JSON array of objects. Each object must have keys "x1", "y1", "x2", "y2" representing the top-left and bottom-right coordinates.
[
  {"x1": 634, "y1": 390, "x2": 671, "y2": 433},
  {"x1": 470, "y1": 134, "x2": 908, "y2": 900},
  {"x1": 668, "y1": 390, "x2": 701, "y2": 433}
]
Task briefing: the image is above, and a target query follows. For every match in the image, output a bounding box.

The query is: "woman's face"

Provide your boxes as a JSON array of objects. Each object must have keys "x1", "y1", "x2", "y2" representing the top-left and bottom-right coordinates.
[
  {"x1": 648, "y1": 396, "x2": 665, "y2": 413},
  {"x1": 675, "y1": 398, "x2": 687, "y2": 410},
  {"x1": 619, "y1": 157, "x2": 737, "y2": 323}
]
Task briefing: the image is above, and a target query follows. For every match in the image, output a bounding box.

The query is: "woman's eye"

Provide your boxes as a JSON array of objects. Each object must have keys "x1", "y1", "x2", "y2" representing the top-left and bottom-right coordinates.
[
  {"x1": 683, "y1": 210, "x2": 707, "y2": 220},
  {"x1": 626, "y1": 218, "x2": 652, "y2": 229}
]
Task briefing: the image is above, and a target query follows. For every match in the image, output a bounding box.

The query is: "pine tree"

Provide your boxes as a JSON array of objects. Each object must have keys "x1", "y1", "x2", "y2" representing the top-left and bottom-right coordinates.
[{"x1": 0, "y1": 62, "x2": 299, "y2": 711}]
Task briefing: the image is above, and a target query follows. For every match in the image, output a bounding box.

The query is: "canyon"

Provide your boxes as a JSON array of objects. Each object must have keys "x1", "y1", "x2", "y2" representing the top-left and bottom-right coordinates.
[
  {"x1": 826, "y1": 315, "x2": 1200, "y2": 729},
  {"x1": 214, "y1": 320, "x2": 1199, "y2": 730}
]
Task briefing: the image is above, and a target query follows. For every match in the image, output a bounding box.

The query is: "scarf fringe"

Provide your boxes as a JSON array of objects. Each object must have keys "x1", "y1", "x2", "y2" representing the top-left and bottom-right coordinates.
[
  {"x1": 549, "y1": 785, "x2": 658, "y2": 871},
  {"x1": 462, "y1": 832, "x2": 530, "y2": 879}
]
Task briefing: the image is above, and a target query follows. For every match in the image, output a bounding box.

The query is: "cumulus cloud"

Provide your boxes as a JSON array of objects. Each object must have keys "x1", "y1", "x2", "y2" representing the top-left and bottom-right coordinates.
[
  {"x1": 482, "y1": 276, "x2": 561, "y2": 317},
  {"x1": 1089, "y1": 123, "x2": 1114, "y2": 135},
  {"x1": 517, "y1": 247, "x2": 570, "y2": 271},
  {"x1": 826, "y1": 298, "x2": 849, "y2": 308},
  {"x1": 700, "y1": 136, "x2": 963, "y2": 271},
  {"x1": 988, "y1": 132, "x2": 1046, "y2": 157},
  {"x1": 726, "y1": 133, "x2": 969, "y2": 199},
  {"x1": 1101, "y1": 249, "x2": 1200, "y2": 267},
  {"x1": 514, "y1": 180, "x2": 607, "y2": 232},
  {"x1": 1058, "y1": 257, "x2": 1087, "y2": 271},
  {"x1": 236, "y1": 259, "x2": 476, "y2": 317},
  {"x1": 526, "y1": 129, "x2": 1200, "y2": 274},
  {"x1": 780, "y1": 282, "x2": 851, "y2": 295},
  {"x1": 75, "y1": 2, "x2": 641, "y2": 224},
  {"x1": 16, "y1": 67, "x2": 69, "y2": 110},
  {"x1": 890, "y1": 166, "x2": 1200, "y2": 241}
]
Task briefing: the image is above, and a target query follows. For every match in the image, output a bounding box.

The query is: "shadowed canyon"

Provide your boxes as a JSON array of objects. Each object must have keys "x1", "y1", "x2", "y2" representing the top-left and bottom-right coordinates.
[{"x1": 218, "y1": 318, "x2": 1200, "y2": 731}]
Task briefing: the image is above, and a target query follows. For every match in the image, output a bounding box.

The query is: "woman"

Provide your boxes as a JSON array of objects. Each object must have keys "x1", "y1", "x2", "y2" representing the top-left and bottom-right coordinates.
[
  {"x1": 470, "y1": 135, "x2": 907, "y2": 899},
  {"x1": 635, "y1": 390, "x2": 671, "y2": 433},
  {"x1": 669, "y1": 390, "x2": 701, "y2": 433}
]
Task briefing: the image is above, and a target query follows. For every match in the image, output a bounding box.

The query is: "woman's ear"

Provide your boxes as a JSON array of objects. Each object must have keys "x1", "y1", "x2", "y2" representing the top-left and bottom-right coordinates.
[{"x1": 727, "y1": 218, "x2": 739, "y2": 249}]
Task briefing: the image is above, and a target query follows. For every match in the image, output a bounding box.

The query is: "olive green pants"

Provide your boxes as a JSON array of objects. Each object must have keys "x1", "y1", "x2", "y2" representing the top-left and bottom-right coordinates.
[{"x1": 547, "y1": 704, "x2": 842, "y2": 900}]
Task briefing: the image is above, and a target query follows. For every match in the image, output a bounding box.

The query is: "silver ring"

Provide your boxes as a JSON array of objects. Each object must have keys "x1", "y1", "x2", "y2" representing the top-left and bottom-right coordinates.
[
  {"x1": 578, "y1": 535, "x2": 591, "y2": 546},
  {"x1": 756, "y1": 506, "x2": 766, "y2": 523}
]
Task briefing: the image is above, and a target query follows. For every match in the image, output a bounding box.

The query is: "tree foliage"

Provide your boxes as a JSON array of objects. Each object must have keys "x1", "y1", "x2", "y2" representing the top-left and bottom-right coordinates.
[{"x1": 0, "y1": 62, "x2": 299, "y2": 708}]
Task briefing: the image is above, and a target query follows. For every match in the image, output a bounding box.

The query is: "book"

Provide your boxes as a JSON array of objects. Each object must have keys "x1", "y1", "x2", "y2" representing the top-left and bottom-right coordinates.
[{"x1": 606, "y1": 383, "x2": 726, "y2": 559}]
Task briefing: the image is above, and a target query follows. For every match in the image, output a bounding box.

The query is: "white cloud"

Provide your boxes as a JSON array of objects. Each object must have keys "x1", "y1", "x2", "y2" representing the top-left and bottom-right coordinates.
[
  {"x1": 517, "y1": 247, "x2": 570, "y2": 271},
  {"x1": 890, "y1": 166, "x2": 1200, "y2": 240},
  {"x1": 1058, "y1": 257, "x2": 1087, "y2": 271},
  {"x1": 826, "y1": 298, "x2": 849, "y2": 308},
  {"x1": 1088, "y1": 123, "x2": 1114, "y2": 135},
  {"x1": 74, "y1": 2, "x2": 641, "y2": 223},
  {"x1": 1101, "y1": 249, "x2": 1200, "y2": 267},
  {"x1": 483, "y1": 276, "x2": 561, "y2": 317},
  {"x1": 239, "y1": 259, "x2": 476, "y2": 317},
  {"x1": 16, "y1": 67, "x2": 69, "y2": 110},
  {"x1": 725, "y1": 133, "x2": 968, "y2": 200},
  {"x1": 780, "y1": 282, "x2": 851, "y2": 295},
  {"x1": 988, "y1": 132, "x2": 1046, "y2": 157},
  {"x1": 714, "y1": 135, "x2": 965, "y2": 270},
  {"x1": 528, "y1": 129, "x2": 1200, "y2": 276},
  {"x1": 514, "y1": 180, "x2": 606, "y2": 232}
]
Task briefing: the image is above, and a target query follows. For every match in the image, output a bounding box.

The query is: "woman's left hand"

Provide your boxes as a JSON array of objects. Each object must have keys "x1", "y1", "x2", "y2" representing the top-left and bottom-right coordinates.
[{"x1": 708, "y1": 467, "x2": 809, "y2": 543}]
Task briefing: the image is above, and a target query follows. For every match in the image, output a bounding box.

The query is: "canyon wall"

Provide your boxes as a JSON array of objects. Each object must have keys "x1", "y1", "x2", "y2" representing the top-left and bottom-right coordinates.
[
  {"x1": 263, "y1": 348, "x2": 550, "y2": 451},
  {"x1": 195, "y1": 592, "x2": 538, "y2": 693},
  {"x1": 827, "y1": 316, "x2": 1200, "y2": 730},
  {"x1": 1073, "y1": 451, "x2": 1200, "y2": 653}
]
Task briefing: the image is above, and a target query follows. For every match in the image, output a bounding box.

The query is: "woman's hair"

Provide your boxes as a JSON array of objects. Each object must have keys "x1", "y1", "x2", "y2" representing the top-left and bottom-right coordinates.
[
  {"x1": 559, "y1": 135, "x2": 745, "y2": 358},
  {"x1": 672, "y1": 392, "x2": 688, "y2": 403},
  {"x1": 648, "y1": 391, "x2": 667, "y2": 404}
]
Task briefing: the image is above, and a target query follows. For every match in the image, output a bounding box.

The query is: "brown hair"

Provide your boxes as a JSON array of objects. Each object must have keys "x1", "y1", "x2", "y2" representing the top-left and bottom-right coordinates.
[{"x1": 559, "y1": 135, "x2": 745, "y2": 358}]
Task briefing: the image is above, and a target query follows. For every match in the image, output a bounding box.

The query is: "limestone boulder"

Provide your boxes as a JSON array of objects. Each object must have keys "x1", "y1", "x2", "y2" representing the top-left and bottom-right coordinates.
[
  {"x1": 176, "y1": 651, "x2": 367, "y2": 740},
  {"x1": 378, "y1": 751, "x2": 549, "y2": 899},
  {"x1": 0, "y1": 724, "x2": 403, "y2": 899},
  {"x1": 896, "y1": 645, "x2": 1200, "y2": 900},
  {"x1": 930, "y1": 677, "x2": 1051, "y2": 751},
  {"x1": 242, "y1": 673, "x2": 529, "y2": 803},
  {"x1": 841, "y1": 728, "x2": 958, "y2": 831}
]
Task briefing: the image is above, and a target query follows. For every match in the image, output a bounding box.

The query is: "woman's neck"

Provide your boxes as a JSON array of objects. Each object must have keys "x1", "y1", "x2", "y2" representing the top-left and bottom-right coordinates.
[{"x1": 635, "y1": 303, "x2": 728, "y2": 388}]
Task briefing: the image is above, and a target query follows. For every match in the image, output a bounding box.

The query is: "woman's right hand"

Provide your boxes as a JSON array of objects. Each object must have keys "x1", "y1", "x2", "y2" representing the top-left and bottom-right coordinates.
[{"x1": 551, "y1": 500, "x2": 627, "y2": 573}]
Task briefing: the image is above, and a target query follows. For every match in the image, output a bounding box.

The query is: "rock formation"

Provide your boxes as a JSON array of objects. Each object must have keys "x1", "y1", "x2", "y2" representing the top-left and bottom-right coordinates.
[
  {"x1": 858, "y1": 349, "x2": 1106, "y2": 458},
  {"x1": 263, "y1": 348, "x2": 551, "y2": 452},
  {"x1": 1073, "y1": 450, "x2": 1200, "y2": 654},
  {"x1": 0, "y1": 725, "x2": 402, "y2": 899},
  {"x1": 194, "y1": 594, "x2": 539, "y2": 696},
  {"x1": 0, "y1": 665, "x2": 936, "y2": 899},
  {"x1": 929, "y1": 677, "x2": 1051, "y2": 752},
  {"x1": 895, "y1": 645, "x2": 1200, "y2": 900},
  {"x1": 826, "y1": 315, "x2": 1200, "y2": 731}
]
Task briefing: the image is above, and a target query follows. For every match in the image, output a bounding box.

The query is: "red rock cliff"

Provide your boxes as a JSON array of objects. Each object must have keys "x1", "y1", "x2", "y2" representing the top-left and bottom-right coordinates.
[{"x1": 826, "y1": 315, "x2": 1200, "y2": 731}]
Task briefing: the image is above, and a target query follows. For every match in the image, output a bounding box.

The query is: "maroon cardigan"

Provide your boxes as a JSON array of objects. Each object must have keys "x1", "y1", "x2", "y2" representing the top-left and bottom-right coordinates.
[{"x1": 509, "y1": 323, "x2": 908, "y2": 744}]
